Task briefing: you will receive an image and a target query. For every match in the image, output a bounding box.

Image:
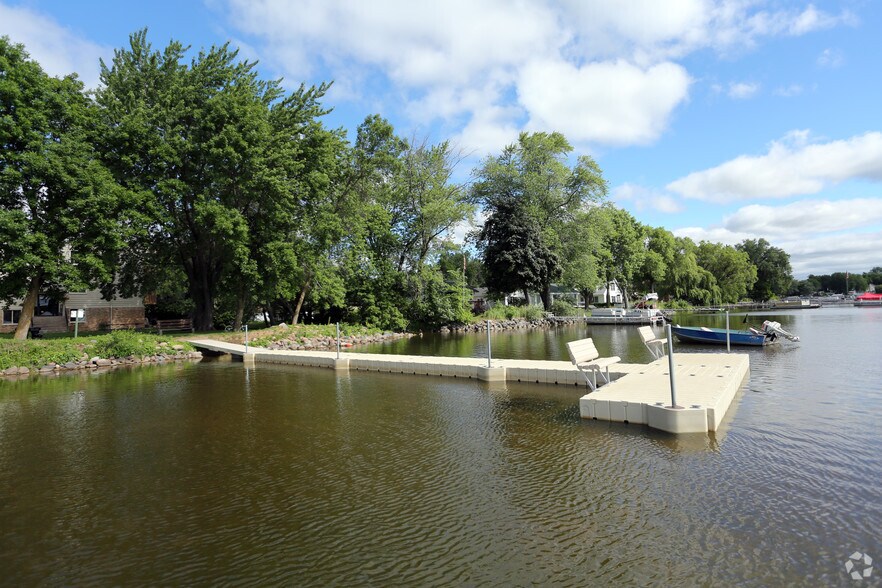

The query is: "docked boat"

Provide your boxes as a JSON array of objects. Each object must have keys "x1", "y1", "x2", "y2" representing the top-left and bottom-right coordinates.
[
  {"x1": 587, "y1": 307, "x2": 670, "y2": 325},
  {"x1": 854, "y1": 292, "x2": 882, "y2": 306},
  {"x1": 671, "y1": 321, "x2": 799, "y2": 347}
]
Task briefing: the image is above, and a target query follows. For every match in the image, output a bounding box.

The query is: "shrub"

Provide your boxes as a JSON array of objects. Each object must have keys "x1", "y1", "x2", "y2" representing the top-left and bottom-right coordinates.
[
  {"x1": 661, "y1": 299, "x2": 690, "y2": 310},
  {"x1": 0, "y1": 340, "x2": 82, "y2": 370},
  {"x1": 551, "y1": 299, "x2": 578, "y2": 316},
  {"x1": 91, "y1": 330, "x2": 192, "y2": 359},
  {"x1": 522, "y1": 305, "x2": 546, "y2": 321}
]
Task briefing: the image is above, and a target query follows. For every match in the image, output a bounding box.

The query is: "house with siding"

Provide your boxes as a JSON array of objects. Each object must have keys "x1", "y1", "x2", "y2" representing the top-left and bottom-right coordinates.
[{"x1": 1, "y1": 289, "x2": 145, "y2": 334}]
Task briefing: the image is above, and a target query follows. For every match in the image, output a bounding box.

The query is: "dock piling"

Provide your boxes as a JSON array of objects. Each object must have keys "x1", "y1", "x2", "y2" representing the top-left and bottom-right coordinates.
[
  {"x1": 666, "y1": 323, "x2": 682, "y2": 409},
  {"x1": 486, "y1": 320, "x2": 492, "y2": 367},
  {"x1": 726, "y1": 311, "x2": 731, "y2": 353}
]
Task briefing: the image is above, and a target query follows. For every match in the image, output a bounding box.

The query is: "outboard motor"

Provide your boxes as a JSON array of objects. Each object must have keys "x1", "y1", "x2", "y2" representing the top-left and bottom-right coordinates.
[{"x1": 761, "y1": 320, "x2": 800, "y2": 342}]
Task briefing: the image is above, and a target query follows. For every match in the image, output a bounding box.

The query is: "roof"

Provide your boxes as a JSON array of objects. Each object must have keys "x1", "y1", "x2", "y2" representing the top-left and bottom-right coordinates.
[{"x1": 855, "y1": 292, "x2": 882, "y2": 300}]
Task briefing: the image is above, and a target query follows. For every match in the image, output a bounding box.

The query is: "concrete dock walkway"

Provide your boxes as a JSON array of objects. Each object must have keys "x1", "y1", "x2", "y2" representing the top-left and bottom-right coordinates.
[{"x1": 188, "y1": 339, "x2": 749, "y2": 434}]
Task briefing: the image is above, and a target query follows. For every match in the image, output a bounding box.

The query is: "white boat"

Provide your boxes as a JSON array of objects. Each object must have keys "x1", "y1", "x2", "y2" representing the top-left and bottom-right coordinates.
[{"x1": 586, "y1": 307, "x2": 669, "y2": 325}]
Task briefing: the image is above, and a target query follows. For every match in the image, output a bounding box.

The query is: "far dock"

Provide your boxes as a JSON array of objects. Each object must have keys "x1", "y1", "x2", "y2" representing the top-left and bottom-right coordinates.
[{"x1": 189, "y1": 339, "x2": 749, "y2": 435}]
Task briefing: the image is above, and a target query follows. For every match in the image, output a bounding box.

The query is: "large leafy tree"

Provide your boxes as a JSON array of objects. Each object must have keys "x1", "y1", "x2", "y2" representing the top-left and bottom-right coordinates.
[
  {"x1": 478, "y1": 198, "x2": 559, "y2": 301},
  {"x1": 696, "y1": 241, "x2": 757, "y2": 303},
  {"x1": 597, "y1": 206, "x2": 645, "y2": 307},
  {"x1": 635, "y1": 226, "x2": 677, "y2": 295},
  {"x1": 95, "y1": 31, "x2": 331, "y2": 330},
  {"x1": 736, "y1": 238, "x2": 792, "y2": 301},
  {"x1": 664, "y1": 237, "x2": 719, "y2": 305},
  {"x1": 473, "y1": 132, "x2": 607, "y2": 309},
  {"x1": 0, "y1": 37, "x2": 127, "y2": 339}
]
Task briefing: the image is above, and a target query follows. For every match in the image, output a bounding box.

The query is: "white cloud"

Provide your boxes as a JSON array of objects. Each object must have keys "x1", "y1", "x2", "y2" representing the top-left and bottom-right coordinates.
[
  {"x1": 779, "y1": 230, "x2": 882, "y2": 277},
  {"x1": 0, "y1": 3, "x2": 109, "y2": 89},
  {"x1": 667, "y1": 131, "x2": 882, "y2": 203},
  {"x1": 219, "y1": 1, "x2": 856, "y2": 153},
  {"x1": 817, "y1": 47, "x2": 844, "y2": 68},
  {"x1": 613, "y1": 183, "x2": 684, "y2": 213},
  {"x1": 519, "y1": 59, "x2": 690, "y2": 145},
  {"x1": 728, "y1": 81, "x2": 760, "y2": 99},
  {"x1": 774, "y1": 84, "x2": 804, "y2": 97},
  {"x1": 724, "y1": 198, "x2": 882, "y2": 236},
  {"x1": 672, "y1": 226, "x2": 752, "y2": 246}
]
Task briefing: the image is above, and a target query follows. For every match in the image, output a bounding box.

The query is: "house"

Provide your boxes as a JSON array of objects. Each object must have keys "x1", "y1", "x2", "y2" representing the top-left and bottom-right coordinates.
[
  {"x1": 1, "y1": 289, "x2": 145, "y2": 334},
  {"x1": 593, "y1": 279, "x2": 623, "y2": 305}
]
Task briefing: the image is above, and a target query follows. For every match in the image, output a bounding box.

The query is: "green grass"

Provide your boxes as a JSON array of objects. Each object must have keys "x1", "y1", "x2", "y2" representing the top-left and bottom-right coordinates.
[{"x1": 0, "y1": 331, "x2": 195, "y2": 370}]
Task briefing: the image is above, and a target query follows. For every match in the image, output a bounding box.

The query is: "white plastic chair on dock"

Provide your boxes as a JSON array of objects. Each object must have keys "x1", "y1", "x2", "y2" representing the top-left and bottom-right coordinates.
[
  {"x1": 638, "y1": 326, "x2": 667, "y2": 360},
  {"x1": 566, "y1": 338, "x2": 620, "y2": 391}
]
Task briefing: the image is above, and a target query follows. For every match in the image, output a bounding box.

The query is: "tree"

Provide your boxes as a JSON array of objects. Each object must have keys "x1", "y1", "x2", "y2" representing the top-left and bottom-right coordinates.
[
  {"x1": 736, "y1": 238, "x2": 792, "y2": 301},
  {"x1": 695, "y1": 241, "x2": 757, "y2": 303},
  {"x1": 0, "y1": 37, "x2": 127, "y2": 339},
  {"x1": 663, "y1": 237, "x2": 719, "y2": 305},
  {"x1": 473, "y1": 132, "x2": 607, "y2": 309},
  {"x1": 557, "y1": 209, "x2": 608, "y2": 304},
  {"x1": 598, "y1": 206, "x2": 645, "y2": 307},
  {"x1": 478, "y1": 198, "x2": 559, "y2": 302},
  {"x1": 95, "y1": 31, "x2": 332, "y2": 330},
  {"x1": 635, "y1": 226, "x2": 676, "y2": 295}
]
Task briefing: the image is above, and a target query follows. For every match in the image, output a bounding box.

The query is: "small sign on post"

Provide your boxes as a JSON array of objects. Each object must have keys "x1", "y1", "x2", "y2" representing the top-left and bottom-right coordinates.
[{"x1": 69, "y1": 309, "x2": 85, "y2": 338}]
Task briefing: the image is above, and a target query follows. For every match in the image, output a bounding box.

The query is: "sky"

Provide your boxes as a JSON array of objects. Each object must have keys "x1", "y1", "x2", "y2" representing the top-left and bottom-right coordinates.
[{"x1": 1, "y1": 0, "x2": 880, "y2": 278}]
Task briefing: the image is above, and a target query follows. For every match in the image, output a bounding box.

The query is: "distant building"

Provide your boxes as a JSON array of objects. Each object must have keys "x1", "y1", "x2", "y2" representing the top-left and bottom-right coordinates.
[
  {"x1": 593, "y1": 279, "x2": 623, "y2": 305},
  {"x1": 1, "y1": 289, "x2": 145, "y2": 334}
]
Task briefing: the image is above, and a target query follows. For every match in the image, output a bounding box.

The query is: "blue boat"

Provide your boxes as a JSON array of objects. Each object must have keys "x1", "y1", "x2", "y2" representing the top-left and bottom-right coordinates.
[
  {"x1": 671, "y1": 321, "x2": 799, "y2": 346},
  {"x1": 671, "y1": 325, "x2": 768, "y2": 346}
]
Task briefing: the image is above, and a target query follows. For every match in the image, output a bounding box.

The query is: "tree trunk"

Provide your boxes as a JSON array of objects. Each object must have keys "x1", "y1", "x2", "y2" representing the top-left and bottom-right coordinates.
[
  {"x1": 232, "y1": 288, "x2": 246, "y2": 330},
  {"x1": 522, "y1": 288, "x2": 530, "y2": 306},
  {"x1": 292, "y1": 277, "x2": 312, "y2": 326},
  {"x1": 265, "y1": 301, "x2": 277, "y2": 326},
  {"x1": 622, "y1": 283, "x2": 630, "y2": 309},
  {"x1": 187, "y1": 256, "x2": 216, "y2": 331},
  {"x1": 540, "y1": 283, "x2": 552, "y2": 311},
  {"x1": 13, "y1": 273, "x2": 42, "y2": 340}
]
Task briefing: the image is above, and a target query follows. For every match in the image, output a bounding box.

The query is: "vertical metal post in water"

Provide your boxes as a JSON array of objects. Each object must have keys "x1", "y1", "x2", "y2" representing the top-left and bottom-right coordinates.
[
  {"x1": 665, "y1": 323, "x2": 680, "y2": 408},
  {"x1": 336, "y1": 322, "x2": 341, "y2": 360},
  {"x1": 486, "y1": 320, "x2": 492, "y2": 368},
  {"x1": 726, "y1": 311, "x2": 731, "y2": 353}
]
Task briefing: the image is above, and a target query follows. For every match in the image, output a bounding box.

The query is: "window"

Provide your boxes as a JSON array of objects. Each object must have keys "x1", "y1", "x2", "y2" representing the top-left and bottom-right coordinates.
[{"x1": 3, "y1": 309, "x2": 22, "y2": 324}]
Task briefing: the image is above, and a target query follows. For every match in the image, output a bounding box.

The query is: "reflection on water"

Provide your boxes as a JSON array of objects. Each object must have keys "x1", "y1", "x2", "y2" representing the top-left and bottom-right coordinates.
[{"x1": 0, "y1": 307, "x2": 880, "y2": 585}]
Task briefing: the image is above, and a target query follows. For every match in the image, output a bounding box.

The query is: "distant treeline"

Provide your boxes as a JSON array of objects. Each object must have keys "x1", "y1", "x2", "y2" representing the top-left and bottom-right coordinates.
[{"x1": 790, "y1": 269, "x2": 882, "y2": 296}]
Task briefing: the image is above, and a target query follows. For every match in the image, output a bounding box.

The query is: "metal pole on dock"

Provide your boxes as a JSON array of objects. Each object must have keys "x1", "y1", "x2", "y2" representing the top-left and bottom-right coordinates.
[
  {"x1": 726, "y1": 311, "x2": 731, "y2": 353},
  {"x1": 244, "y1": 324, "x2": 249, "y2": 353},
  {"x1": 486, "y1": 320, "x2": 492, "y2": 367},
  {"x1": 665, "y1": 323, "x2": 681, "y2": 408},
  {"x1": 336, "y1": 322, "x2": 341, "y2": 360}
]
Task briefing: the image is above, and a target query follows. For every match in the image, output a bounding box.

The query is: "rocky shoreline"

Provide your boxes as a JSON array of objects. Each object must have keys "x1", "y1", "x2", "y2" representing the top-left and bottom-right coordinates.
[
  {"x1": 438, "y1": 316, "x2": 586, "y2": 334},
  {"x1": 2, "y1": 319, "x2": 581, "y2": 377},
  {"x1": 2, "y1": 349, "x2": 204, "y2": 378},
  {"x1": 262, "y1": 331, "x2": 414, "y2": 351}
]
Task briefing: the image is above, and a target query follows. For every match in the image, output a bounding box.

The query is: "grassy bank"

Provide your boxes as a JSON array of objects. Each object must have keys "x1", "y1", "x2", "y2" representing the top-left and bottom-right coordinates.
[{"x1": 0, "y1": 331, "x2": 195, "y2": 371}]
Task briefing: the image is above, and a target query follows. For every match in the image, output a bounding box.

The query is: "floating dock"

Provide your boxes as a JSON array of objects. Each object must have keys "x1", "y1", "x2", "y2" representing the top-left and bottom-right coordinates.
[{"x1": 189, "y1": 339, "x2": 748, "y2": 434}]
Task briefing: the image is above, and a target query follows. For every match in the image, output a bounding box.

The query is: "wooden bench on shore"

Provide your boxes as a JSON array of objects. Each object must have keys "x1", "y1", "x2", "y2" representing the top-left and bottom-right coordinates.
[
  {"x1": 566, "y1": 337, "x2": 620, "y2": 391},
  {"x1": 156, "y1": 318, "x2": 194, "y2": 335}
]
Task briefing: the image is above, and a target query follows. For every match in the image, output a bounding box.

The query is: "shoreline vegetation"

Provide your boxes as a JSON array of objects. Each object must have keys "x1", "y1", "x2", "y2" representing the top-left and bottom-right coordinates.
[
  {"x1": 0, "y1": 331, "x2": 200, "y2": 377},
  {"x1": 0, "y1": 314, "x2": 591, "y2": 378}
]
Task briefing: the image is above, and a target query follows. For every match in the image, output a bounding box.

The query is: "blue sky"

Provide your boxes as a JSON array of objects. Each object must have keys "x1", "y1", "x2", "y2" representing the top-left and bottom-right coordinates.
[{"x1": 2, "y1": 0, "x2": 880, "y2": 278}]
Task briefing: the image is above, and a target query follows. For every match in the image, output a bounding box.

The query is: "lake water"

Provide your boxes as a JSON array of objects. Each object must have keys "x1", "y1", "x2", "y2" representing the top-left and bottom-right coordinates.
[{"x1": 1, "y1": 307, "x2": 880, "y2": 586}]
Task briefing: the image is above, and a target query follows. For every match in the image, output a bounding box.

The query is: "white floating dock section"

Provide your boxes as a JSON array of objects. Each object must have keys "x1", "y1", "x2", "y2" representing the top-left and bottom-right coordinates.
[
  {"x1": 188, "y1": 339, "x2": 748, "y2": 434},
  {"x1": 581, "y1": 353, "x2": 749, "y2": 433}
]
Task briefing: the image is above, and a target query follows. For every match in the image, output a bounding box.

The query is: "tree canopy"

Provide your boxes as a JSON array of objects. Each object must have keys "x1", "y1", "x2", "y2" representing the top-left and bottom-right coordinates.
[{"x1": 0, "y1": 37, "x2": 127, "y2": 339}]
